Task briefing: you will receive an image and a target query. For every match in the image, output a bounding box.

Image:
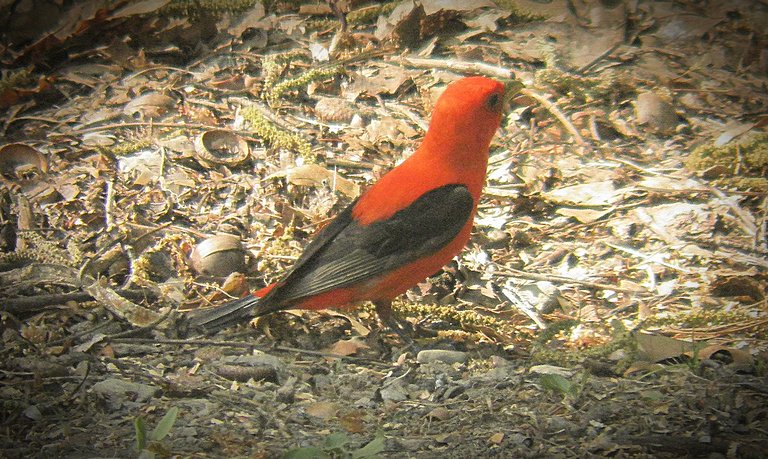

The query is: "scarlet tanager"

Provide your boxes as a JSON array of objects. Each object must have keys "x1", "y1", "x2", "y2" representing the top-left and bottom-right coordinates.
[{"x1": 193, "y1": 76, "x2": 510, "y2": 339}]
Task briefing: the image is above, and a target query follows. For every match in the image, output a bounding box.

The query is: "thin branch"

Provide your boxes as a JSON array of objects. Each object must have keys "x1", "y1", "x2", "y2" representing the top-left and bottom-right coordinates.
[
  {"x1": 520, "y1": 88, "x2": 588, "y2": 146},
  {"x1": 397, "y1": 56, "x2": 514, "y2": 80},
  {"x1": 496, "y1": 267, "x2": 651, "y2": 294}
]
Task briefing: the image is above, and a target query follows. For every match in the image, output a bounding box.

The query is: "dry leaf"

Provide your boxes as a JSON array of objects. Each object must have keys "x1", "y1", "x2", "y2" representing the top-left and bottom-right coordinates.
[
  {"x1": 123, "y1": 92, "x2": 177, "y2": 119},
  {"x1": 696, "y1": 345, "x2": 754, "y2": 366},
  {"x1": 305, "y1": 401, "x2": 339, "y2": 420},
  {"x1": 326, "y1": 338, "x2": 369, "y2": 357},
  {"x1": 545, "y1": 181, "x2": 620, "y2": 206},
  {"x1": 634, "y1": 332, "x2": 703, "y2": 363},
  {"x1": 425, "y1": 407, "x2": 451, "y2": 421},
  {"x1": 276, "y1": 163, "x2": 360, "y2": 198},
  {"x1": 635, "y1": 92, "x2": 678, "y2": 134},
  {"x1": 489, "y1": 432, "x2": 505, "y2": 444}
]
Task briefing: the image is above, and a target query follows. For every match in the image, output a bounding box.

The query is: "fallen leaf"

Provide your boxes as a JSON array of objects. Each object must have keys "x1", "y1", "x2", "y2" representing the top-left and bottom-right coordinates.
[
  {"x1": 326, "y1": 338, "x2": 369, "y2": 357},
  {"x1": 489, "y1": 432, "x2": 505, "y2": 444},
  {"x1": 544, "y1": 181, "x2": 620, "y2": 206},
  {"x1": 634, "y1": 332, "x2": 703, "y2": 363},
  {"x1": 275, "y1": 163, "x2": 360, "y2": 198},
  {"x1": 425, "y1": 407, "x2": 451, "y2": 421},
  {"x1": 305, "y1": 401, "x2": 339, "y2": 420}
]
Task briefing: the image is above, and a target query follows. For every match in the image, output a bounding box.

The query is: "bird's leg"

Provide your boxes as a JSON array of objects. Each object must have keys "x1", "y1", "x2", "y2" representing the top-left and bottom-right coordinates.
[{"x1": 374, "y1": 300, "x2": 415, "y2": 347}]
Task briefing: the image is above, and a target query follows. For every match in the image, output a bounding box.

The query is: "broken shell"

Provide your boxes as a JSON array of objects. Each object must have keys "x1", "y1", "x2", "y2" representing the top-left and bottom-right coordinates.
[
  {"x1": 189, "y1": 234, "x2": 247, "y2": 277},
  {"x1": 194, "y1": 130, "x2": 250, "y2": 167}
]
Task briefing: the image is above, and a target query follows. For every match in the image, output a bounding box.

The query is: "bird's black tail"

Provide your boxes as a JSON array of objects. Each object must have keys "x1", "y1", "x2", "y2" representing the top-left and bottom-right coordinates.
[{"x1": 190, "y1": 295, "x2": 261, "y2": 335}]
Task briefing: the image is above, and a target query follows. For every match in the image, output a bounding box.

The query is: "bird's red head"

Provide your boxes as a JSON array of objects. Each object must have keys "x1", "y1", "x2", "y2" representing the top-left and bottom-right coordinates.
[{"x1": 419, "y1": 76, "x2": 506, "y2": 170}]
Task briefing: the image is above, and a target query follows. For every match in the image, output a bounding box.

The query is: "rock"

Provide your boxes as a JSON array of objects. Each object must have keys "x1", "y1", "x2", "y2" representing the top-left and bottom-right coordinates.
[
  {"x1": 416, "y1": 350, "x2": 468, "y2": 365},
  {"x1": 528, "y1": 364, "x2": 574, "y2": 377},
  {"x1": 379, "y1": 381, "x2": 408, "y2": 402},
  {"x1": 91, "y1": 378, "x2": 159, "y2": 408}
]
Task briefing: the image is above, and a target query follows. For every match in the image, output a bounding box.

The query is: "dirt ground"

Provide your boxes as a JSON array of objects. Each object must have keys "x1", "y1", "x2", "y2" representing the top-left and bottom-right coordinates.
[{"x1": 1, "y1": 1, "x2": 767, "y2": 458}]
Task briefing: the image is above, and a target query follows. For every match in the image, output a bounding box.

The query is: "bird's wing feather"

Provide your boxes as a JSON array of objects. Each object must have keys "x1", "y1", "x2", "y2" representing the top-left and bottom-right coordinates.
[{"x1": 262, "y1": 184, "x2": 474, "y2": 306}]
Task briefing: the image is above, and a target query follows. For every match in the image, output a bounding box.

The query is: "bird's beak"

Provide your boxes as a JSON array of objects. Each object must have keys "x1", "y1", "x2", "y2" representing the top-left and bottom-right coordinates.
[{"x1": 502, "y1": 79, "x2": 524, "y2": 113}]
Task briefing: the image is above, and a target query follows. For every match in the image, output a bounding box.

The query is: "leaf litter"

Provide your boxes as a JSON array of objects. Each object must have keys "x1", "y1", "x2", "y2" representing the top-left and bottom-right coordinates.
[{"x1": 0, "y1": 0, "x2": 767, "y2": 457}]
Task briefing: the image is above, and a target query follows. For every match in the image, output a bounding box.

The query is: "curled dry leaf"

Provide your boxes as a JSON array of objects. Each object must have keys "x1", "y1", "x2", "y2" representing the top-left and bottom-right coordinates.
[
  {"x1": 305, "y1": 401, "x2": 339, "y2": 420},
  {"x1": 426, "y1": 407, "x2": 451, "y2": 421},
  {"x1": 326, "y1": 338, "x2": 369, "y2": 357},
  {"x1": 635, "y1": 91, "x2": 678, "y2": 135},
  {"x1": 194, "y1": 130, "x2": 250, "y2": 167},
  {"x1": 189, "y1": 234, "x2": 247, "y2": 277},
  {"x1": 123, "y1": 92, "x2": 177, "y2": 119},
  {"x1": 314, "y1": 96, "x2": 357, "y2": 123},
  {"x1": 695, "y1": 345, "x2": 754, "y2": 366},
  {"x1": 274, "y1": 163, "x2": 360, "y2": 198},
  {"x1": 0, "y1": 143, "x2": 49, "y2": 177},
  {"x1": 634, "y1": 332, "x2": 702, "y2": 363},
  {"x1": 86, "y1": 279, "x2": 162, "y2": 327}
]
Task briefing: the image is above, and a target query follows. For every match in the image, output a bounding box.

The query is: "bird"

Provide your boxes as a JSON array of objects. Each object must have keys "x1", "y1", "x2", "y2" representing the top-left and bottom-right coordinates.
[{"x1": 191, "y1": 76, "x2": 511, "y2": 341}]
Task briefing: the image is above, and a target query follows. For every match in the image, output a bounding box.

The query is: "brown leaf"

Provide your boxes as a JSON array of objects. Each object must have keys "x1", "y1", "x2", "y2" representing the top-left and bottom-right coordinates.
[
  {"x1": 695, "y1": 345, "x2": 754, "y2": 366},
  {"x1": 275, "y1": 164, "x2": 360, "y2": 198},
  {"x1": 305, "y1": 401, "x2": 339, "y2": 420},
  {"x1": 425, "y1": 407, "x2": 451, "y2": 421},
  {"x1": 488, "y1": 432, "x2": 505, "y2": 445},
  {"x1": 326, "y1": 338, "x2": 369, "y2": 357},
  {"x1": 634, "y1": 332, "x2": 702, "y2": 363},
  {"x1": 635, "y1": 92, "x2": 678, "y2": 134},
  {"x1": 123, "y1": 92, "x2": 177, "y2": 119}
]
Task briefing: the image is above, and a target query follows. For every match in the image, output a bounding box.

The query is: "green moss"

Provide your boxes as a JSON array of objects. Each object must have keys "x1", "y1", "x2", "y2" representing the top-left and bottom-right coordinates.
[
  {"x1": 240, "y1": 106, "x2": 312, "y2": 159},
  {"x1": 98, "y1": 138, "x2": 154, "y2": 157},
  {"x1": 160, "y1": 0, "x2": 263, "y2": 19},
  {"x1": 535, "y1": 68, "x2": 626, "y2": 103},
  {"x1": 347, "y1": 2, "x2": 398, "y2": 24},
  {"x1": 7, "y1": 232, "x2": 73, "y2": 266},
  {"x1": 725, "y1": 177, "x2": 768, "y2": 190},
  {"x1": 0, "y1": 67, "x2": 34, "y2": 93},
  {"x1": 491, "y1": 0, "x2": 547, "y2": 21},
  {"x1": 305, "y1": 17, "x2": 338, "y2": 32},
  {"x1": 643, "y1": 307, "x2": 753, "y2": 329},
  {"x1": 389, "y1": 300, "x2": 521, "y2": 338},
  {"x1": 530, "y1": 329, "x2": 637, "y2": 368},
  {"x1": 266, "y1": 66, "x2": 342, "y2": 106},
  {"x1": 262, "y1": 50, "x2": 311, "y2": 96},
  {"x1": 261, "y1": 49, "x2": 344, "y2": 107},
  {"x1": 686, "y1": 134, "x2": 768, "y2": 191},
  {"x1": 534, "y1": 317, "x2": 579, "y2": 345}
]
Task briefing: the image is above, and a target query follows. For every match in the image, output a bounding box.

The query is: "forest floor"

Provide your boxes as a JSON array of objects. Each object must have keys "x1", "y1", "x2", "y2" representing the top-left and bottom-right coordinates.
[{"x1": 1, "y1": 1, "x2": 767, "y2": 457}]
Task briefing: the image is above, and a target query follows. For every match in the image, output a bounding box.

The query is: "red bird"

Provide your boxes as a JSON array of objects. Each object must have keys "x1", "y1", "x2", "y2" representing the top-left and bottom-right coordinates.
[{"x1": 193, "y1": 76, "x2": 508, "y2": 339}]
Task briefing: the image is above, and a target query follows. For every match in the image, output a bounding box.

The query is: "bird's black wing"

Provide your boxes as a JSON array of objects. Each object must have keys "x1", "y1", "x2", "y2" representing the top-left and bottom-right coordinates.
[{"x1": 262, "y1": 183, "x2": 474, "y2": 307}]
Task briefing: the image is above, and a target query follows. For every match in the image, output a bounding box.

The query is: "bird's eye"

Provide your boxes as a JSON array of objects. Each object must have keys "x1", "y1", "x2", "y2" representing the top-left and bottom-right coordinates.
[{"x1": 485, "y1": 93, "x2": 501, "y2": 110}]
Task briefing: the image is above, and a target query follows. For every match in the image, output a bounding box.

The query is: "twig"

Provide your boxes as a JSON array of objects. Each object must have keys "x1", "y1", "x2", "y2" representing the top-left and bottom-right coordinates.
[
  {"x1": 387, "y1": 102, "x2": 429, "y2": 132},
  {"x1": 2, "y1": 289, "x2": 153, "y2": 314},
  {"x1": 520, "y1": 88, "x2": 588, "y2": 146},
  {"x1": 47, "y1": 318, "x2": 116, "y2": 346},
  {"x1": 576, "y1": 41, "x2": 623, "y2": 74},
  {"x1": 603, "y1": 242, "x2": 692, "y2": 273},
  {"x1": 496, "y1": 267, "x2": 650, "y2": 294},
  {"x1": 397, "y1": 56, "x2": 514, "y2": 80},
  {"x1": 105, "y1": 307, "x2": 176, "y2": 339},
  {"x1": 72, "y1": 121, "x2": 254, "y2": 135},
  {"x1": 104, "y1": 179, "x2": 116, "y2": 232},
  {"x1": 708, "y1": 185, "x2": 758, "y2": 237},
  {"x1": 107, "y1": 337, "x2": 389, "y2": 365},
  {"x1": 494, "y1": 285, "x2": 547, "y2": 329}
]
